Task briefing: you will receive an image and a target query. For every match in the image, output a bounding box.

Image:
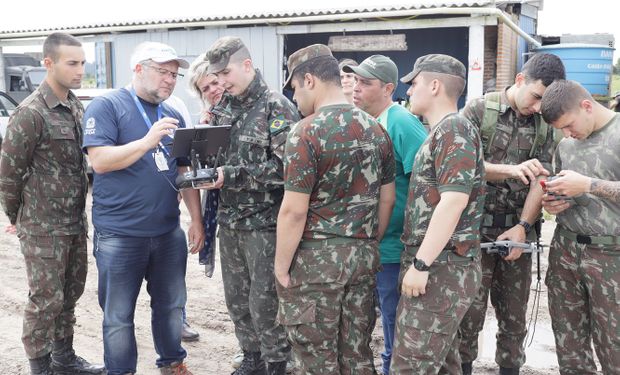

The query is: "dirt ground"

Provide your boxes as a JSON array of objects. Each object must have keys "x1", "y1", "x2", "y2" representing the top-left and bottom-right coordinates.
[{"x1": 0, "y1": 191, "x2": 569, "y2": 374}]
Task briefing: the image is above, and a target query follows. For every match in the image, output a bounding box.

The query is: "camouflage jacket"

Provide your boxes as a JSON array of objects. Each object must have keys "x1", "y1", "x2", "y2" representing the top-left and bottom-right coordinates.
[
  {"x1": 284, "y1": 104, "x2": 395, "y2": 240},
  {"x1": 401, "y1": 113, "x2": 485, "y2": 257},
  {"x1": 462, "y1": 90, "x2": 556, "y2": 218},
  {"x1": 0, "y1": 81, "x2": 88, "y2": 236},
  {"x1": 210, "y1": 70, "x2": 300, "y2": 230},
  {"x1": 555, "y1": 114, "x2": 620, "y2": 236}
]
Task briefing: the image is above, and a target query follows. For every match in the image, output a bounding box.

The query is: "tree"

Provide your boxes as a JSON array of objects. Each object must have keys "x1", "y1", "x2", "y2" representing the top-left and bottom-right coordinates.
[{"x1": 615, "y1": 57, "x2": 620, "y2": 75}]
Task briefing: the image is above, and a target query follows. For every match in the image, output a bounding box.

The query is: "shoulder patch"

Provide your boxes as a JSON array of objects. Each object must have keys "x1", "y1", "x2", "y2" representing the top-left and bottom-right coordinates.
[{"x1": 270, "y1": 114, "x2": 286, "y2": 131}]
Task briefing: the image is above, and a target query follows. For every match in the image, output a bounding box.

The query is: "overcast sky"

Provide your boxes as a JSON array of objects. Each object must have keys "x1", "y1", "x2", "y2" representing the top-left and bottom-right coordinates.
[{"x1": 3, "y1": 0, "x2": 618, "y2": 61}]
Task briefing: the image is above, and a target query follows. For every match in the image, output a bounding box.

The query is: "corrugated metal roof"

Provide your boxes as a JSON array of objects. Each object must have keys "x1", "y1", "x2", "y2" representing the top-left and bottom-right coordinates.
[{"x1": 0, "y1": 1, "x2": 492, "y2": 35}]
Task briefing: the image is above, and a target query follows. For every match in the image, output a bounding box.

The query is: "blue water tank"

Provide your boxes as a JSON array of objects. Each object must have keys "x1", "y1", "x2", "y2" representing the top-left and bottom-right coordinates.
[{"x1": 535, "y1": 43, "x2": 615, "y2": 96}]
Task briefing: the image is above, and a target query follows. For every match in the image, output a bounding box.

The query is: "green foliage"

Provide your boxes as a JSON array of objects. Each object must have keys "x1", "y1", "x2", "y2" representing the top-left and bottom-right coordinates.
[
  {"x1": 612, "y1": 74, "x2": 620, "y2": 95},
  {"x1": 82, "y1": 75, "x2": 96, "y2": 89}
]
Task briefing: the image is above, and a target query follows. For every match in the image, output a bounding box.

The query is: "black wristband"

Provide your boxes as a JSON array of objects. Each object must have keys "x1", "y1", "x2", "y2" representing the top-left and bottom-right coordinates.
[
  {"x1": 413, "y1": 257, "x2": 431, "y2": 272},
  {"x1": 517, "y1": 220, "x2": 532, "y2": 233}
]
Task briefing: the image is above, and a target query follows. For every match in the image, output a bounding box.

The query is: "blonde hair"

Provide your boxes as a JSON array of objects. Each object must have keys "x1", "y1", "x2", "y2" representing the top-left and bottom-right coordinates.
[{"x1": 188, "y1": 53, "x2": 210, "y2": 103}]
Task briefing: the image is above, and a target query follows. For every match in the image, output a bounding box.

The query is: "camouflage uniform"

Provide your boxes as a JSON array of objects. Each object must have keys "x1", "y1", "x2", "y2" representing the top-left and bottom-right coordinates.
[
  {"x1": 391, "y1": 113, "x2": 486, "y2": 374},
  {"x1": 277, "y1": 102, "x2": 395, "y2": 374},
  {"x1": 0, "y1": 81, "x2": 88, "y2": 359},
  {"x1": 546, "y1": 114, "x2": 620, "y2": 375},
  {"x1": 458, "y1": 90, "x2": 556, "y2": 368},
  {"x1": 209, "y1": 69, "x2": 300, "y2": 362}
]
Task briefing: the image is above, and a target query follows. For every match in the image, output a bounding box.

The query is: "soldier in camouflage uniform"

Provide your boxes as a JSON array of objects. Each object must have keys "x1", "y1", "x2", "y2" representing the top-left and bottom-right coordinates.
[
  {"x1": 0, "y1": 33, "x2": 104, "y2": 375},
  {"x1": 343, "y1": 54, "x2": 428, "y2": 375},
  {"x1": 202, "y1": 36, "x2": 300, "y2": 375},
  {"x1": 390, "y1": 54, "x2": 485, "y2": 374},
  {"x1": 458, "y1": 53, "x2": 566, "y2": 375},
  {"x1": 274, "y1": 44, "x2": 396, "y2": 375},
  {"x1": 540, "y1": 80, "x2": 620, "y2": 375}
]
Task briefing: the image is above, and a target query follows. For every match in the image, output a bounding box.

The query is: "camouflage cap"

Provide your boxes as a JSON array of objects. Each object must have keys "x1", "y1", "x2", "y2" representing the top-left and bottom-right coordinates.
[
  {"x1": 205, "y1": 36, "x2": 250, "y2": 74},
  {"x1": 343, "y1": 55, "x2": 398, "y2": 86},
  {"x1": 400, "y1": 54, "x2": 466, "y2": 84},
  {"x1": 283, "y1": 44, "x2": 336, "y2": 90}
]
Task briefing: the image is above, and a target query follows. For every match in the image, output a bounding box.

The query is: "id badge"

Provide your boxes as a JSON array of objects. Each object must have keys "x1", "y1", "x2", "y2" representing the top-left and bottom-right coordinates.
[{"x1": 154, "y1": 150, "x2": 169, "y2": 171}]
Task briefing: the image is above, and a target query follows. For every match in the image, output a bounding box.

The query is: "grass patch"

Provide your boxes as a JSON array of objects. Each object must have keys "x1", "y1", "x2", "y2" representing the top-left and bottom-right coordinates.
[{"x1": 612, "y1": 74, "x2": 620, "y2": 95}]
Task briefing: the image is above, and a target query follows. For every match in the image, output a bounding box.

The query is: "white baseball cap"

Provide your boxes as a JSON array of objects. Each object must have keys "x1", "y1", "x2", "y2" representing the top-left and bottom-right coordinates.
[{"x1": 130, "y1": 42, "x2": 189, "y2": 70}]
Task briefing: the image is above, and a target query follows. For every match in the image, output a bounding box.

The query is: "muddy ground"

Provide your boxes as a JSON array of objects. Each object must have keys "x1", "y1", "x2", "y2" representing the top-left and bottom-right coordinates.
[{"x1": 0, "y1": 192, "x2": 575, "y2": 374}]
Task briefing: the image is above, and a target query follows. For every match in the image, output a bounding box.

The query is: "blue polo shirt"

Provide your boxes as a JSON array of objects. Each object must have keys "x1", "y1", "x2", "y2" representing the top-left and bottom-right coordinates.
[
  {"x1": 376, "y1": 103, "x2": 427, "y2": 264},
  {"x1": 82, "y1": 88, "x2": 189, "y2": 237}
]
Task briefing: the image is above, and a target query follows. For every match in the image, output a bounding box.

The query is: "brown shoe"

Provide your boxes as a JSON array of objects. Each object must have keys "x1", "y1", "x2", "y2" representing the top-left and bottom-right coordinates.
[{"x1": 160, "y1": 361, "x2": 193, "y2": 375}]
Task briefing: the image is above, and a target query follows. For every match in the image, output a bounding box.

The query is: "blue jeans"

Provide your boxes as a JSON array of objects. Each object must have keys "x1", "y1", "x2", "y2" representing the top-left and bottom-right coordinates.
[
  {"x1": 376, "y1": 263, "x2": 401, "y2": 374},
  {"x1": 94, "y1": 227, "x2": 188, "y2": 374}
]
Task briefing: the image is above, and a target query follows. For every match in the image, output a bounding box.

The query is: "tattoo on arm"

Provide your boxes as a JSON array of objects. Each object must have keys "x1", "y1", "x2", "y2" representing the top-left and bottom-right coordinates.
[{"x1": 590, "y1": 178, "x2": 620, "y2": 203}]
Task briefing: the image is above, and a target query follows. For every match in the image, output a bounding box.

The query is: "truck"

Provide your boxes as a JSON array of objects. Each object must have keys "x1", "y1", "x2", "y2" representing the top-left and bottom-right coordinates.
[{"x1": 2, "y1": 53, "x2": 46, "y2": 103}]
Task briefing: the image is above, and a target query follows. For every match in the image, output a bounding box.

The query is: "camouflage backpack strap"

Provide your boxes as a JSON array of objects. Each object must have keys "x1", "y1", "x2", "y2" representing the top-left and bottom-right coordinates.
[
  {"x1": 481, "y1": 91, "x2": 505, "y2": 156},
  {"x1": 530, "y1": 113, "x2": 549, "y2": 158}
]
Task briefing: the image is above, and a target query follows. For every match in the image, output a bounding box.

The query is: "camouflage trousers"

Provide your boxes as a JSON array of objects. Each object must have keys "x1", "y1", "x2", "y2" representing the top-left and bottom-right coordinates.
[
  {"x1": 546, "y1": 228, "x2": 620, "y2": 375},
  {"x1": 20, "y1": 233, "x2": 88, "y2": 359},
  {"x1": 276, "y1": 238, "x2": 380, "y2": 375},
  {"x1": 219, "y1": 226, "x2": 289, "y2": 362},
  {"x1": 459, "y1": 232, "x2": 533, "y2": 368},
  {"x1": 391, "y1": 249, "x2": 481, "y2": 375}
]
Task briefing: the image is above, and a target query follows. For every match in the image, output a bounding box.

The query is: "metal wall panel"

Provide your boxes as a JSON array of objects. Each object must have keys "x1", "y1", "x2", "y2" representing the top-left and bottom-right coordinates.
[
  {"x1": 517, "y1": 15, "x2": 536, "y2": 71},
  {"x1": 109, "y1": 27, "x2": 280, "y2": 124}
]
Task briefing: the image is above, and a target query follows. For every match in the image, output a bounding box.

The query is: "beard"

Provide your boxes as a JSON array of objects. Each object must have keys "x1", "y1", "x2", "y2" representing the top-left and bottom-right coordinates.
[
  {"x1": 144, "y1": 87, "x2": 171, "y2": 104},
  {"x1": 139, "y1": 76, "x2": 173, "y2": 104}
]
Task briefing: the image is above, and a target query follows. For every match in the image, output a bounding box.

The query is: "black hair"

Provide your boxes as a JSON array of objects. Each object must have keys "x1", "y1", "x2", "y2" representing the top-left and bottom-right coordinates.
[
  {"x1": 291, "y1": 56, "x2": 341, "y2": 88},
  {"x1": 43, "y1": 33, "x2": 82, "y2": 62},
  {"x1": 521, "y1": 53, "x2": 566, "y2": 87}
]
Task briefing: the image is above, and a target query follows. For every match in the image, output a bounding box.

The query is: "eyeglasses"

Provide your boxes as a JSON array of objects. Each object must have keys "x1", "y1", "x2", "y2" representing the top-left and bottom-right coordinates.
[{"x1": 143, "y1": 64, "x2": 184, "y2": 79}]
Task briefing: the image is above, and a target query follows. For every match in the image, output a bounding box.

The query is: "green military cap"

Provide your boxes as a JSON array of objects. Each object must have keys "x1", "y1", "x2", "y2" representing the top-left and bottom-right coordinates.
[
  {"x1": 283, "y1": 44, "x2": 336, "y2": 90},
  {"x1": 343, "y1": 55, "x2": 398, "y2": 86},
  {"x1": 400, "y1": 54, "x2": 466, "y2": 84},
  {"x1": 205, "y1": 36, "x2": 250, "y2": 74}
]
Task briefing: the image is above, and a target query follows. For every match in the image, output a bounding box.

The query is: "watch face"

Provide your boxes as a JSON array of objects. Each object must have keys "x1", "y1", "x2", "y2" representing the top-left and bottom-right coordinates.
[{"x1": 414, "y1": 258, "x2": 429, "y2": 271}]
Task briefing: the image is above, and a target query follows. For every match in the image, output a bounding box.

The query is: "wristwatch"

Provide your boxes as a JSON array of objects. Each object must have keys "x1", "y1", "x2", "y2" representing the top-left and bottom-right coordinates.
[
  {"x1": 517, "y1": 220, "x2": 532, "y2": 233},
  {"x1": 413, "y1": 257, "x2": 431, "y2": 272}
]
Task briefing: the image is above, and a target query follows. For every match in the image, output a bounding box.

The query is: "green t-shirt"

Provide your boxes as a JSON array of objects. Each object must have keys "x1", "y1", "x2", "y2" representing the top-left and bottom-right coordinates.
[{"x1": 376, "y1": 103, "x2": 427, "y2": 263}]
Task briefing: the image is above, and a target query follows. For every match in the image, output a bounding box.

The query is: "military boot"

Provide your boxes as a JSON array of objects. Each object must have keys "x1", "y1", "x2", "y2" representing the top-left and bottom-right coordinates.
[
  {"x1": 499, "y1": 367, "x2": 519, "y2": 375},
  {"x1": 461, "y1": 362, "x2": 473, "y2": 375},
  {"x1": 266, "y1": 361, "x2": 286, "y2": 375},
  {"x1": 160, "y1": 361, "x2": 193, "y2": 374},
  {"x1": 231, "y1": 351, "x2": 266, "y2": 375},
  {"x1": 28, "y1": 353, "x2": 54, "y2": 375},
  {"x1": 50, "y1": 336, "x2": 106, "y2": 374}
]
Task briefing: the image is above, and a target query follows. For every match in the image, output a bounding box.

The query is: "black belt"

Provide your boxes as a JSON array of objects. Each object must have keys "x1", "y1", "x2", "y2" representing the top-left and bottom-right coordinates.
[
  {"x1": 557, "y1": 226, "x2": 620, "y2": 246},
  {"x1": 482, "y1": 213, "x2": 519, "y2": 228}
]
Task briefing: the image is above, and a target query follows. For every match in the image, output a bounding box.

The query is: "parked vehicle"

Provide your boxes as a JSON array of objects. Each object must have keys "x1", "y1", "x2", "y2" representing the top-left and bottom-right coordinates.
[
  {"x1": 2, "y1": 53, "x2": 46, "y2": 103},
  {"x1": 0, "y1": 90, "x2": 18, "y2": 146},
  {"x1": 73, "y1": 88, "x2": 114, "y2": 109}
]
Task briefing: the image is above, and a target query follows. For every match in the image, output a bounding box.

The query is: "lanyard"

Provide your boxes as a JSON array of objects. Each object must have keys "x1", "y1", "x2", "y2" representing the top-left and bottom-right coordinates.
[{"x1": 129, "y1": 88, "x2": 170, "y2": 157}]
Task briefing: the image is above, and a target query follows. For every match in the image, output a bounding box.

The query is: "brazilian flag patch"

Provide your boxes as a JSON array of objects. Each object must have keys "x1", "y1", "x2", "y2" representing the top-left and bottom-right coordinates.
[{"x1": 270, "y1": 115, "x2": 286, "y2": 131}]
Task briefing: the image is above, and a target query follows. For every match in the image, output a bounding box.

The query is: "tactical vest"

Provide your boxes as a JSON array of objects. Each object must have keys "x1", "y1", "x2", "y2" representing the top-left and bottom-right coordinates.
[
  {"x1": 480, "y1": 91, "x2": 549, "y2": 160},
  {"x1": 480, "y1": 92, "x2": 551, "y2": 231}
]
